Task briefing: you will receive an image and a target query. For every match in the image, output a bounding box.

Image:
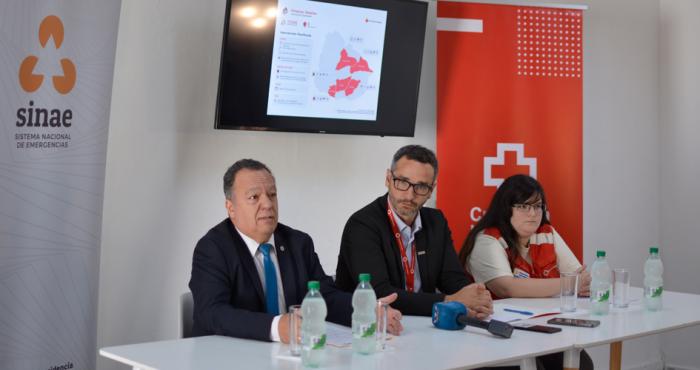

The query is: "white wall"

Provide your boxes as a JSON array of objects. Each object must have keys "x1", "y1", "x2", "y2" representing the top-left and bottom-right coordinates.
[
  {"x1": 469, "y1": 1, "x2": 662, "y2": 368},
  {"x1": 582, "y1": 0, "x2": 661, "y2": 367},
  {"x1": 96, "y1": 0, "x2": 696, "y2": 369},
  {"x1": 97, "y1": 1, "x2": 435, "y2": 369},
  {"x1": 659, "y1": 1, "x2": 700, "y2": 369}
]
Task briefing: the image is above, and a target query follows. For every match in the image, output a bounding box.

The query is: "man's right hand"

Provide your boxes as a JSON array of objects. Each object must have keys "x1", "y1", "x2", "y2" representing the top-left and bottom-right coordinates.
[
  {"x1": 278, "y1": 312, "x2": 301, "y2": 344},
  {"x1": 445, "y1": 283, "x2": 493, "y2": 319}
]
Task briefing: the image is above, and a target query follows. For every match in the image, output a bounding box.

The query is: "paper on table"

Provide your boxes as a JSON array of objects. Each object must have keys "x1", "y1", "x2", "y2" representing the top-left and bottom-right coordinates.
[
  {"x1": 326, "y1": 322, "x2": 353, "y2": 348},
  {"x1": 277, "y1": 322, "x2": 353, "y2": 360},
  {"x1": 276, "y1": 351, "x2": 301, "y2": 362},
  {"x1": 278, "y1": 321, "x2": 391, "y2": 359},
  {"x1": 490, "y1": 303, "x2": 561, "y2": 322},
  {"x1": 326, "y1": 322, "x2": 394, "y2": 349}
]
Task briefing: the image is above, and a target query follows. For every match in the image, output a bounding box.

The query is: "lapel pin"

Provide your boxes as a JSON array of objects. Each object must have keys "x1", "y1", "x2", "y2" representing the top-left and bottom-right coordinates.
[
  {"x1": 417, "y1": 251, "x2": 426, "y2": 256},
  {"x1": 280, "y1": 245, "x2": 285, "y2": 252}
]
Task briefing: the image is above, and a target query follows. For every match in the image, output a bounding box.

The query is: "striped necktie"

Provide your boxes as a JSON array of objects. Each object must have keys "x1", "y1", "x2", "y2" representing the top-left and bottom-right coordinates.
[{"x1": 259, "y1": 243, "x2": 279, "y2": 315}]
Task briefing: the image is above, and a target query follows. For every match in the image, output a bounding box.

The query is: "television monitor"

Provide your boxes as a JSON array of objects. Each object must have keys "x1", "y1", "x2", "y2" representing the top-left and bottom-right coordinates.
[{"x1": 215, "y1": 0, "x2": 428, "y2": 136}]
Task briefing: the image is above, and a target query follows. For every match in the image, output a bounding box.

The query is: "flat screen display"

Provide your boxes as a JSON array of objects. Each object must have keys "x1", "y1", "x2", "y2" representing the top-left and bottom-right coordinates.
[{"x1": 215, "y1": 0, "x2": 427, "y2": 136}]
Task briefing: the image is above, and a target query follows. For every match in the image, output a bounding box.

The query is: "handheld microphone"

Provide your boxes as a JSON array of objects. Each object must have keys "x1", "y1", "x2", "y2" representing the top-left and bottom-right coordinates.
[{"x1": 432, "y1": 301, "x2": 513, "y2": 338}]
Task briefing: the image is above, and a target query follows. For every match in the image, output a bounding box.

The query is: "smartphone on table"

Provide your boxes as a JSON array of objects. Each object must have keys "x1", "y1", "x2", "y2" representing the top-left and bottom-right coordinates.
[
  {"x1": 547, "y1": 317, "x2": 600, "y2": 328},
  {"x1": 511, "y1": 322, "x2": 562, "y2": 333}
]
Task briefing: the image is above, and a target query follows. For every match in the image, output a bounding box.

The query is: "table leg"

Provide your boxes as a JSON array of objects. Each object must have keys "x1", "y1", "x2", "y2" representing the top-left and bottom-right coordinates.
[
  {"x1": 610, "y1": 341, "x2": 622, "y2": 370},
  {"x1": 519, "y1": 357, "x2": 537, "y2": 370},
  {"x1": 563, "y1": 348, "x2": 581, "y2": 370}
]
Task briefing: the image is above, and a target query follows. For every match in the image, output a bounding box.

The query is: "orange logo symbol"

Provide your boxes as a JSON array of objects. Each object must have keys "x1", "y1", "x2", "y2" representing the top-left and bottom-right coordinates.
[{"x1": 18, "y1": 15, "x2": 76, "y2": 95}]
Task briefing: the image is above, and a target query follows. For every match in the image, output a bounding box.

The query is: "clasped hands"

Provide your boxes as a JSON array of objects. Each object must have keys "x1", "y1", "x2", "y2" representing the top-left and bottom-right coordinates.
[
  {"x1": 575, "y1": 264, "x2": 592, "y2": 297},
  {"x1": 444, "y1": 283, "x2": 494, "y2": 320}
]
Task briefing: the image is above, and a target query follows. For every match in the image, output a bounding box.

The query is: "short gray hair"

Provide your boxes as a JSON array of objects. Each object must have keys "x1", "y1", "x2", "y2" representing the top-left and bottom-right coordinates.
[{"x1": 390, "y1": 145, "x2": 438, "y2": 180}]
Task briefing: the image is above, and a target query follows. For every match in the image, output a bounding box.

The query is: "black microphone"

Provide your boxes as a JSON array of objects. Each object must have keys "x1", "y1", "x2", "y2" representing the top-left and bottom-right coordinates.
[
  {"x1": 432, "y1": 301, "x2": 513, "y2": 338},
  {"x1": 456, "y1": 313, "x2": 514, "y2": 338}
]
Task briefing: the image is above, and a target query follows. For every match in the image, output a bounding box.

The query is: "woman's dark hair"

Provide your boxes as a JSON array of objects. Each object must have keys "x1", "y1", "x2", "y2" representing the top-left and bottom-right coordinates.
[{"x1": 458, "y1": 174, "x2": 550, "y2": 271}]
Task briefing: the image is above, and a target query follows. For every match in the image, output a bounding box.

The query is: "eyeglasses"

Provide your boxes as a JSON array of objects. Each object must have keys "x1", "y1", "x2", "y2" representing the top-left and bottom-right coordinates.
[
  {"x1": 512, "y1": 203, "x2": 545, "y2": 214},
  {"x1": 391, "y1": 172, "x2": 433, "y2": 196}
]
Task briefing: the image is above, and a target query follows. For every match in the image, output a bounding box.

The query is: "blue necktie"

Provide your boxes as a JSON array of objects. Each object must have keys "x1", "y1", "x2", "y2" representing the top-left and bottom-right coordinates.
[{"x1": 259, "y1": 243, "x2": 279, "y2": 315}]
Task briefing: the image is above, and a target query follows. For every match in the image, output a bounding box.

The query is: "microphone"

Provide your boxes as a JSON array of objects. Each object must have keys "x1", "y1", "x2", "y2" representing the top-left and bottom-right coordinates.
[{"x1": 432, "y1": 301, "x2": 513, "y2": 338}]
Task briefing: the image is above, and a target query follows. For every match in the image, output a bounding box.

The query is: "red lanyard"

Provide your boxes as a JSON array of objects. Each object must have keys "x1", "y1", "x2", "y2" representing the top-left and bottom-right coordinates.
[{"x1": 387, "y1": 204, "x2": 417, "y2": 292}]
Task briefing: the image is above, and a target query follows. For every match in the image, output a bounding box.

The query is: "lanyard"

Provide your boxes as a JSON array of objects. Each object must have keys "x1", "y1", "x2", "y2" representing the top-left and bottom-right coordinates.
[{"x1": 387, "y1": 204, "x2": 417, "y2": 292}]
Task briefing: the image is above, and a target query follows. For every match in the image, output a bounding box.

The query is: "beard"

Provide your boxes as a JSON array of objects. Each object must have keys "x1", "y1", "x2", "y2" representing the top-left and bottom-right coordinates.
[{"x1": 390, "y1": 197, "x2": 421, "y2": 223}]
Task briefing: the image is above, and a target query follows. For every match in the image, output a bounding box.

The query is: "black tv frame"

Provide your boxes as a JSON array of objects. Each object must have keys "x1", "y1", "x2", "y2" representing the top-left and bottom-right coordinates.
[{"x1": 214, "y1": 0, "x2": 428, "y2": 137}]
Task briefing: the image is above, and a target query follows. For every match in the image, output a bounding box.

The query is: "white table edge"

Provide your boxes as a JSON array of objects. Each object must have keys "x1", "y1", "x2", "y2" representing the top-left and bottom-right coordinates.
[
  {"x1": 574, "y1": 318, "x2": 700, "y2": 348},
  {"x1": 99, "y1": 348, "x2": 156, "y2": 370}
]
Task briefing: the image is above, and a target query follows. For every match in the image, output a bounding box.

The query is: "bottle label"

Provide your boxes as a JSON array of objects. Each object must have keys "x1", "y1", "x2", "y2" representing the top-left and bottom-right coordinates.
[
  {"x1": 645, "y1": 286, "x2": 663, "y2": 298},
  {"x1": 360, "y1": 322, "x2": 376, "y2": 338},
  {"x1": 311, "y1": 334, "x2": 326, "y2": 350},
  {"x1": 593, "y1": 289, "x2": 610, "y2": 303}
]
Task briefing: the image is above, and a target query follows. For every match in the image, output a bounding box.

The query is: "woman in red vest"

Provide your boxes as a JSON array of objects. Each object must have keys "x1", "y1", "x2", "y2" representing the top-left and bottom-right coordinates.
[
  {"x1": 459, "y1": 175, "x2": 594, "y2": 370},
  {"x1": 459, "y1": 174, "x2": 590, "y2": 298}
]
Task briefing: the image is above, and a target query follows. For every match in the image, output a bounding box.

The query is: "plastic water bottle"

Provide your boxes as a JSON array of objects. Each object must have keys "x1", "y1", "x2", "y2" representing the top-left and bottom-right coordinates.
[
  {"x1": 352, "y1": 273, "x2": 377, "y2": 354},
  {"x1": 301, "y1": 281, "x2": 326, "y2": 367},
  {"x1": 644, "y1": 247, "x2": 664, "y2": 311},
  {"x1": 590, "y1": 250, "x2": 611, "y2": 315}
]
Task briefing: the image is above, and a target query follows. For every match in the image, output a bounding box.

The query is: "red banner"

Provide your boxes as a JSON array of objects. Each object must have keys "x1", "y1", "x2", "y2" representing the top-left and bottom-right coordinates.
[{"x1": 436, "y1": 2, "x2": 583, "y2": 260}]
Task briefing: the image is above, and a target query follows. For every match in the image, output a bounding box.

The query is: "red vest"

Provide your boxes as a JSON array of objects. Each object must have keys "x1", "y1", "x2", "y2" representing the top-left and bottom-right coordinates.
[{"x1": 484, "y1": 225, "x2": 560, "y2": 279}]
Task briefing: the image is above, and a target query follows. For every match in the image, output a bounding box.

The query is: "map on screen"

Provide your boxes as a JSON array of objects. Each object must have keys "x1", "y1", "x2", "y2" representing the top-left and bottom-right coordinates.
[{"x1": 267, "y1": 0, "x2": 387, "y2": 121}]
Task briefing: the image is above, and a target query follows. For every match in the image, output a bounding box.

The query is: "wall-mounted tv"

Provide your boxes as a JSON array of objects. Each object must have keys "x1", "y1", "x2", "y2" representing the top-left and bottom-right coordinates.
[{"x1": 215, "y1": 0, "x2": 428, "y2": 136}]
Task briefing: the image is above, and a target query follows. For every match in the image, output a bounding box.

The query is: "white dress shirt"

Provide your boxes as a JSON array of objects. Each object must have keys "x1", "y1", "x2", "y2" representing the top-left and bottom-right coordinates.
[{"x1": 235, "y1": 227, "x2": 287, "y2": 342}]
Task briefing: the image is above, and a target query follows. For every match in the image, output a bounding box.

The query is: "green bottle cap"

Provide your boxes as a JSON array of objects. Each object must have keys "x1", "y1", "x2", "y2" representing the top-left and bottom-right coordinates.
[
  {"x1": 596, "y1": 250, "x2": 606, "y2": 258},
  {"x1": 359, "y1": 273, "x2": 371, "y2": 282},
  {"x1": 650, "y1": 247, "x2": 659, "y2": 254},
  {"x1": 307, "y1": 281, "x2": 320, "y2": 290}
]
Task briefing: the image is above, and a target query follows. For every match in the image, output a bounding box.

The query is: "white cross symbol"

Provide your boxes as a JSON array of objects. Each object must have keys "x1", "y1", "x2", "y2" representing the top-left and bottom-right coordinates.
[{"x1": 483, "y1": 143, "x2": 537, "y2": 187}]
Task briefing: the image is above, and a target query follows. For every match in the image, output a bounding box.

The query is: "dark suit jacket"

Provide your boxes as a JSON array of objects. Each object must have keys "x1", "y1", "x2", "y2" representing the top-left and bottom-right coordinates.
[
  {"x1": 335, "y1": 195, "x2": 472, "y2": 316},
  {"x1": 189, "y1": 219, "x2": 352, "y2": 341}
]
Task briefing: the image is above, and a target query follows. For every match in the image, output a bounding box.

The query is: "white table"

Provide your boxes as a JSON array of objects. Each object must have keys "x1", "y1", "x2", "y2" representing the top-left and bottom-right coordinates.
[
  {"x1": 100, "y1": 315, "x2": 571, "y2": 370},
  {"x1": 100, "y1": 288, "x2": 700, "y2": 370},
  {"x1": 502, "y1": 288, "x2": 700, "y2": 370}
]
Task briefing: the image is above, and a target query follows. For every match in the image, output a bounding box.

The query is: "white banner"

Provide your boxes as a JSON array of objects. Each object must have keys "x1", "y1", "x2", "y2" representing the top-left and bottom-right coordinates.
[{"x1": 0, "y1": 1, "x2": 121, "y2": 369}]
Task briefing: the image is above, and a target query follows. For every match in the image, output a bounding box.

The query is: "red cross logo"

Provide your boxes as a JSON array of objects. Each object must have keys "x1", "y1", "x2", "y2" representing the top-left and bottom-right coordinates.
[{"x1": 484, "y1": 143, "x2": 537, "y2": 187}]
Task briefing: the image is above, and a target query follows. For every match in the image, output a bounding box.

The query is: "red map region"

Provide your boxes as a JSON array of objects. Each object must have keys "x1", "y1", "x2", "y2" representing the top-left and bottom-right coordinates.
[
  {"x1": 351, "y1": 57, "x2": 372, "y2": 73},
  {"x1": 329, "y1": 49, "x2": 372, "y2": 97},
  {"x1": 335, "y1": 49, "x2": 373, "y2": 73},
  {"x1": 335, "y1": 49, "x2": 357, "y2": 70},
  {"x1": 328, "y1": 76, "x2": 360, "y2": 97}
]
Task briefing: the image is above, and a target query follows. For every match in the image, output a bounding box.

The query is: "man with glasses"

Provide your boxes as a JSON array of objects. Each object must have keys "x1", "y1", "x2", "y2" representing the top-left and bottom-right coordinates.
[{"x1": 335, "y1": 145, "x2": 493, "y2": 317}]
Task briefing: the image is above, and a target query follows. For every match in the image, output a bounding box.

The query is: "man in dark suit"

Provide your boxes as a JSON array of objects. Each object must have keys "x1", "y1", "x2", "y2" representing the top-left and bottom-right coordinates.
[
  {"x1": 335, "y1": 145, "x2": 493, "y2": 317},
  {"x1": 189, "y1": 159, "x2": 402, "y2": 343}
]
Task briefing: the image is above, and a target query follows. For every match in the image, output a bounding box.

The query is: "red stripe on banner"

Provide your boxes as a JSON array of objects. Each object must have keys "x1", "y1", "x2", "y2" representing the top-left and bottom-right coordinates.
[{"x1": 436, "y1": 1, "x2": 583, "y2": 261}]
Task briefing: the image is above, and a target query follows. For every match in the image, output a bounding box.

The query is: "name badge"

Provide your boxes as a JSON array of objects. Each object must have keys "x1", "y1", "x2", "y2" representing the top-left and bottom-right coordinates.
[{"x1": 513, "y1": 268, "x2": 530, "y2": 279}]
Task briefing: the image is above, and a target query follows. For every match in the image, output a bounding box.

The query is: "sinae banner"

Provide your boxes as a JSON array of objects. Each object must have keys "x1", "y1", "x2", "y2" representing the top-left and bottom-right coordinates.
[
  {"x1": 0, "y1": 2, "x2": 121, "y2": 369},
  {"x1": 436, "y1": 2, "x2": 584, "y2": 259}
]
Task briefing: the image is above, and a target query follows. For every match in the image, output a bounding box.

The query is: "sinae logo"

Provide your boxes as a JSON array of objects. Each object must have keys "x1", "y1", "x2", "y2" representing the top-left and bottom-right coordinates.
[
  {"x1": 16, "y1": 15, "x2": 75, "y2": 128},
  {"x1": 19, "y1": 15, "x2": 76, "y2": 94}
]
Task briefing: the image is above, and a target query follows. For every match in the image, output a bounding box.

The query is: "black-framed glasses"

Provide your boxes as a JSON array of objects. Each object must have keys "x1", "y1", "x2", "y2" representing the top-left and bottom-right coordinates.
[
  {"x1": 391, "y1": 172, "x2": 433, "y2": 196},
  {"x1": 512, "y1": 203, "x2": 545, "y2": 214}
]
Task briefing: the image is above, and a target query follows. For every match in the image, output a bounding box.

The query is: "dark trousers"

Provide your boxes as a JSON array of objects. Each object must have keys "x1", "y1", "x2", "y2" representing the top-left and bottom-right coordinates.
[
  {"x1": 537, "y1": 350, "x2": 594, "y2": 370},
  {"x1": 476, "y1": 349, "x2": 594, "y2": 370}
]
